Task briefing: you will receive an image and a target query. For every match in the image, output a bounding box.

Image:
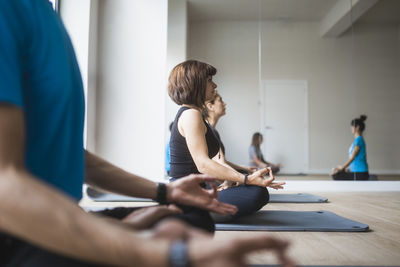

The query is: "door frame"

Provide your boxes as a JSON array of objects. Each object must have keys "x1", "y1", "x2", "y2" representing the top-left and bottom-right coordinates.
[{"x1": 260, "y1": 79, "x2": 309, "y2": 174}]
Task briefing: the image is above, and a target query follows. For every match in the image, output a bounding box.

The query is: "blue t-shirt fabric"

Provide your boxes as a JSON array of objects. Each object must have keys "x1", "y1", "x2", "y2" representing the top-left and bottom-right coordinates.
[
  {"x1": 349, "y1": 136, "x2": 368, "y2": 172},
  {"x1": 165, "y1": 141, "x2": 170, "y2": 173},
  {"x1": 0, "y1": 0, "x2": 85, "y2": 200}
]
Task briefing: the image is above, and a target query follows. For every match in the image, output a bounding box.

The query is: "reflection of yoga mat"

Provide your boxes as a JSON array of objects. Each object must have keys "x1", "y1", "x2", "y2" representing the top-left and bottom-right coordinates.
[
  {"x1": 215, "y1": 210, "x2": 369, "y2": 232},
  {"x1": 269, "y1": 193, "x2": 327, "y2": 203},
  {"x1": 86, "y1": 188, "x2": 153, "y2": 202}
]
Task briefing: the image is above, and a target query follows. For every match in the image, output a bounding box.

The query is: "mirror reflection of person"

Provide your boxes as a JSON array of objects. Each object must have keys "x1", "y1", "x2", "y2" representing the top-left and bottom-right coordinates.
[
  {"x1": 331, "y1": 115, "x2": 369, "y2": 180},
  {"x1": 249, "y1": 133, "x2": 281, "y2": 173},
  {"x1": 168, "y1": 60, "x2": 285, "y2": 231}
]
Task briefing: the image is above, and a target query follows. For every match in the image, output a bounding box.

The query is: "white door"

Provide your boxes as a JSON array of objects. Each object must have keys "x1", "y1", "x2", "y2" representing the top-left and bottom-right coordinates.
[{"x1": 262, "y1": 80, "x2": 308, "y2": 174}]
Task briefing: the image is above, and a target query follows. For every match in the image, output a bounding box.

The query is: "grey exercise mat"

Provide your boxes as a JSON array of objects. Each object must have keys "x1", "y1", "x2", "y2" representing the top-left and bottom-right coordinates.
[
  {"x1": 215, "y1": 210, "x2": 369, "y2": 232},
  {"x1": 87, "y1": 188, "x2": 327, "y2": 203},
  {"x1": 86, "y1": 187, "x2": 153, "y2": 202},
  {"x1": 269, "y1": 193, "x2": 328, "y2": 203}
]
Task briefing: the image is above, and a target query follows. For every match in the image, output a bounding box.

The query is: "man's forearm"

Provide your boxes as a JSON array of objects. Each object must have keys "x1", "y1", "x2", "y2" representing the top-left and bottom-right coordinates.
[
  {"x1": 0, "y1": 167, "x2": 169, "y2": 266},
  {"x1": 85, "y1": 150, "x2": 159, "y2": 200}
]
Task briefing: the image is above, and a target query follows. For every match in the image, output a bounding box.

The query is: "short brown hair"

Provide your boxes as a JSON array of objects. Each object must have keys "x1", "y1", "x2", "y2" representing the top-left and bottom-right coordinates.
[{"x1": 168, "y1": 60, "x2": 217, "y2": 108}]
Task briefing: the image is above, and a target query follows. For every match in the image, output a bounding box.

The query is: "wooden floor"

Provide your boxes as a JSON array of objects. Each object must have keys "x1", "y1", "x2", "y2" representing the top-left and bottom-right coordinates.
[
  {"x1": 80, "y1": 191, "x2": 400, "y2": 266},
  {"x1": 276, "y1": 174, "x2": 400, "y2": 181},
  {"x1": 221, "y1": 192, "x2": 400, "y2": 266}
]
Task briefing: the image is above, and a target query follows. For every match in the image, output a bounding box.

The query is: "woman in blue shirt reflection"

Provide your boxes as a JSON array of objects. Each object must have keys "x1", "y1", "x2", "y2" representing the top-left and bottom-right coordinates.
[{"x1": 331, "y1": 115, "x2": 369, "y2": 180}]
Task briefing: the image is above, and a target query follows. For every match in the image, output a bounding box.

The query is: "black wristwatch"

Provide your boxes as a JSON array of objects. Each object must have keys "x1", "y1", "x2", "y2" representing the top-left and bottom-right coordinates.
[
  {"x1": 244, "y1": 174, "x2": 249, "y2": 185},
  {"x1": 156, "y1": 182, "x2": 168, "y2": 204},
  {"x1": 169, "y1": 241, "x2": 190, "y2": 267}
]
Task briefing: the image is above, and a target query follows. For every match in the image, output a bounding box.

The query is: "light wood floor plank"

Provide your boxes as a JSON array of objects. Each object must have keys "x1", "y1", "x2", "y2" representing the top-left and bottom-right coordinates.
[{"x1": 216, "y1": 192, "x2": 400, "y2": 266}]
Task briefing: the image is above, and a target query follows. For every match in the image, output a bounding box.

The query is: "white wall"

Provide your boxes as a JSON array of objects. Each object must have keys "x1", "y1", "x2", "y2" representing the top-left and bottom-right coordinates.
[
  {"x1": 188, "y1": 20, "x2": 400, "y2": 174},
  {"x1": 94, "y1": 0, "x2": 168, "y2": 180},
  {"x1": 166, "y1": 0, "x2": 188, "y2": 143},
  {"x1": 351, "y1": 22, "x2": 400, "y2": 173},
  {"x1": 189, "y1": 21, "x2": 260, "y2": 168},
  {"x1": 60, "y1": 0, "x2": 92, "y2": 147},
  {"x1": 86, "y1": 0, "x2": 99, "y2": 152}
]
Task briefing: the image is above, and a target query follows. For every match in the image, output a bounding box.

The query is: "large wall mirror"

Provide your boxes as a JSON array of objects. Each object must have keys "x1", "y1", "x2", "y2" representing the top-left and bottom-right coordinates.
[
  {"x1": 59, "y1": 0, "x2": 399, "y2": 182},
  {"x1": 185, "y1": 0, "x2": 400, "y2": 180}
]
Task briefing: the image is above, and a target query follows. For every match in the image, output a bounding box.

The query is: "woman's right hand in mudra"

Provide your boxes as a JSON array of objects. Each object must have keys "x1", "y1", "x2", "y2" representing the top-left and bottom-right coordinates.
[{"x1": 247, "y1": 167, "x2": 285, "y2": 190}]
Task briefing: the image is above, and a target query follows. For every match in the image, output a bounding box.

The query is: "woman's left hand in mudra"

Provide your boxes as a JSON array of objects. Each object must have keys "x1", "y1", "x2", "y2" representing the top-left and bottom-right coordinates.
[{"x1": 247, "y1": 167, "x2": 285, "y2": 189}]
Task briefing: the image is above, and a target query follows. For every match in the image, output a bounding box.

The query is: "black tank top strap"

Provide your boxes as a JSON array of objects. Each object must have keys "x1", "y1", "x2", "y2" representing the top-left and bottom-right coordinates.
[{"x1": 169, "y1": 106, "x2": 220, "y2": 179}]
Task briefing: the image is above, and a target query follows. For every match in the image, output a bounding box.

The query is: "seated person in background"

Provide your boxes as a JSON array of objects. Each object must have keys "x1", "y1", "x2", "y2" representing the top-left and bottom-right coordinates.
[
  {"x1": 331, "y1": 115, "x2": 369, "y2": 180},
  {"x1": 203, "y1": 91, "x2": 256, "y2": 178},
  {"x1": 168, "y1": 60, "x2": 285, "y2": 228},
  {"x1": 165, "y1": 122, "x2": 174, "y2": 176},
  {"x1": 249, "y1": 132, "x2": 281, "y2": 173},
  {"x1": 0, "y1": 2, "x2": 296, "y2": 266}
]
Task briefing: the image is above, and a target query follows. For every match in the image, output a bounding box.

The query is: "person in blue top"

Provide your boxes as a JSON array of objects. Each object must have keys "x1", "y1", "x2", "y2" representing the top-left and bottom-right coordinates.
[
  {"x1": 165, "y1": 122, "x2": 174, "y2": 176},
  {"x1": 0, "y1": 1, "x2": 294, "y2": 267},
  {"x1": 331, "y1": 115, "x2": 369, "y2": 180}
]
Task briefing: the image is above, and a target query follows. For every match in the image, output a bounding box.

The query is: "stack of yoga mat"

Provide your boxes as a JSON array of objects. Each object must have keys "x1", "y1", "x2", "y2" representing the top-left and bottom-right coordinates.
[{"x1": 86, "y1": 187, "x2": 369, "y2": 232}]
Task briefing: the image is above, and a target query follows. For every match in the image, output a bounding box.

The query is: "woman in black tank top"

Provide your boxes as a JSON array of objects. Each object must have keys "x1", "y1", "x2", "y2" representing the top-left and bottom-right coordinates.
[{"x1": 167, "y1": 60, "x2": 286, "y2": 232}]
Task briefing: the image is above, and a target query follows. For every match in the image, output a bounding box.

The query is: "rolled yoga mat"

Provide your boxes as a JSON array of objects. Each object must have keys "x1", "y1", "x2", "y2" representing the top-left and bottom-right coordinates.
[
  {"x1": 87, "y1": 188, "x2": 327, "y2": 203},
  {"x1": 215, "y1": 210, "x2": 369, "y2": 232}
]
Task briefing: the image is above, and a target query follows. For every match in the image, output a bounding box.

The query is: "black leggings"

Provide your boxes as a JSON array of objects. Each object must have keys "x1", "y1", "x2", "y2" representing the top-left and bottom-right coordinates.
[
  {"x1": 212, "y1": 185, "x2": 269, "y2": 223},
  {"x1": 332, "y1": 171, "x2": 370, "y2": 180},
  {"x1": 173, "y1": 184, "x2": 269, "y2": 227}
]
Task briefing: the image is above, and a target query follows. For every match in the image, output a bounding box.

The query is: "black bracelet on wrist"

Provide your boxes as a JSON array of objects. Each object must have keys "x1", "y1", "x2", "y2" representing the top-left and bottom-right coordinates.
[
  {"x1": 169, "y1": 241, "x2": 189, "y2": 267},
  {"x1": 156, "y1": 182, "x2": 168, "y2": 204},
  {"x1": 244, "y1": 174, "x2": 249, "y2": 185}
]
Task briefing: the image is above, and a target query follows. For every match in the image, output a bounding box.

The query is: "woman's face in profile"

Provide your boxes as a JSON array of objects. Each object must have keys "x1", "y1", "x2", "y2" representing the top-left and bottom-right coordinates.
[
  {"x1": 205, "y1": 76, "x2": 217, "y2": 102},
  {"x1": 214, "y1": 95, "x2": 226, "y2": 116},
  {"x1": 259, "y1": 136, "x2": 263, "y2": 145},
  {"x1": 351, "y1": 126, "x2": 355, "y2": 134}
]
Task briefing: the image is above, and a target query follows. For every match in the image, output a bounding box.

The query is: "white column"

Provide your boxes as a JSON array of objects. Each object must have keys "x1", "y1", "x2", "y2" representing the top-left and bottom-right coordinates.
[
  {"x1": 165, "y1": 0, "x2": 188, "y2": 134},
  {"x1": 95, "y1": 0, "x2": 168, "y2": 181}
]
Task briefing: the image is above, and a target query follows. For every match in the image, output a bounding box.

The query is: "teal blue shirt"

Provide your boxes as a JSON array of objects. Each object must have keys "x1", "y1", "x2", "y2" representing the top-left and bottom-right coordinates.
[
  {"x1": 0, "y1": 0, "x2": 85, "y2": 200},
  {"x1": 349, "y1": 136, "x2": 368, "y2": 172},
  {"x1": 165, "y1": 141, "x2": 171, "y2": 173}
]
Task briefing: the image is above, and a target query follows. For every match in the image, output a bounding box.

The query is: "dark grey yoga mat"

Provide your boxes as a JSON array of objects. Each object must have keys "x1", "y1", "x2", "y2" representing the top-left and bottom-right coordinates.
[
  {"x1": 86, "y1": 187, "x2": 153, "y2": 202},
  {"x1": 87, "y1": 187, "x2": 327, "y2": 204},
  {"x1": 269, "y1": 193, "x2": 328, "y2": 203},
  {"x1": 215, "y1": 210, "x2": 369, "y2": 232}
]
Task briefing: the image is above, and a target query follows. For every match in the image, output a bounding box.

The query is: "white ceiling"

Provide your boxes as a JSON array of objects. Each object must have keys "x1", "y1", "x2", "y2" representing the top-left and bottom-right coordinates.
[{"x1": 188, "y1": 0, "x2": 400, "y2": 24}]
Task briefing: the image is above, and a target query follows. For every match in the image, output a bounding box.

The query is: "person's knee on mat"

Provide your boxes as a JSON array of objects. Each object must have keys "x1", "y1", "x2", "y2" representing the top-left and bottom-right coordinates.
[
  {"x1": 217, "y1": 185, "x2": 269, "y2": 219},
  {"x1": 248, "y1": 185, "x2": 270, "y2": 210}
]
